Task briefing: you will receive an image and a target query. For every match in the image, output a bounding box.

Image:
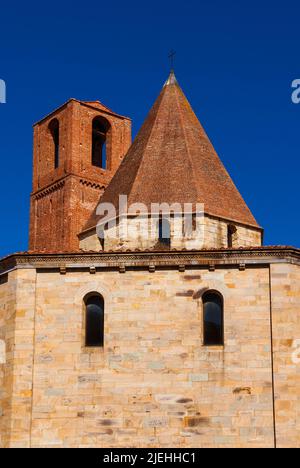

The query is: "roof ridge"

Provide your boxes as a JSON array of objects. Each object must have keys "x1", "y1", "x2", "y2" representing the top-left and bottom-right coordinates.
[
  {"x1": 81, "y1": 72, "x2": 260, "y2": 233},
  {"x1": 128, "y1": 85, "x2": 169, "y2": 204},
  {"x1": 174, "y1": 84, "x2": 200, "y2": 206}
]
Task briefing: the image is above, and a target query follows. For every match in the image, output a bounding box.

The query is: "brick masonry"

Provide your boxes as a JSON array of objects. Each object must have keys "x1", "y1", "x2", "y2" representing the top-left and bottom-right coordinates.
[
  {"x1": 2, "y1": 74, "x2": 298, "y2": 449},
  {"x1": 29, "y1": 99, "x2": 131, "y2": 252}
]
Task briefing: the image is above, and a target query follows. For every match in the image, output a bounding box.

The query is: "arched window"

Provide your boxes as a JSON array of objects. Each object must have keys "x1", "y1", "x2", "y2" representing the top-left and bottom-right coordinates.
[
  {"x1": 227, "y1": 224, "x2": 237, "y2": 248},
  {"x1": 92, "y1": 117, "x2": 110, "y2": 169},
  {"x1": 84, "y1": 293, "x2": 104, "y2": 347},
  {"x1": 158, "y1": 217, "x2": 171, "y2": 247},
  {"x1": 203, "y1": 291, "x2": 224, "y2": 346},
  {"x1": 49, "y1": 119, "x2": 60, "y2": 169}
]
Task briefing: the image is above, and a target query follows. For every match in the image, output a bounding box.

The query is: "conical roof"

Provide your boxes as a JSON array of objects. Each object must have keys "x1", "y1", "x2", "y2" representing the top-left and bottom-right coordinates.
[{"x1": 83, "y1": 71, "x2": 259, "y2": 232}]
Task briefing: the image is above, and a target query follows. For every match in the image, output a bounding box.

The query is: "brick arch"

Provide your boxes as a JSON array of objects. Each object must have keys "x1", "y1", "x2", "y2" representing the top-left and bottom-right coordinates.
[
  {"x1": 30, "y1": 100, "x2": 131, "y2": 252},
  {"x1": 92, "y1": 115, "x2": 111, "y2": 130},
  {"x1": 91, "y1": 115, "x2": 112, "y2": 170}
]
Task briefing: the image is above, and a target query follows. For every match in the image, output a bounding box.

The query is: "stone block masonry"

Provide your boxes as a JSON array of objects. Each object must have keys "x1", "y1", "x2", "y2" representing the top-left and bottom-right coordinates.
[{"x1": 1, "y1": 249, "x2": 299, "y2": 448}]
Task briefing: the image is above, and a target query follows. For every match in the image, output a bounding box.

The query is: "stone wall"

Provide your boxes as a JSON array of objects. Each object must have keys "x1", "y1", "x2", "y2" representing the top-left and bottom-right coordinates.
[
  {"x1": 2, "y1": 266, "x2": 275, "y2": 447},
  {"x1": 0, "y1": 271, "x2": 16, "y2": 448},
  {"x1": 203, "y1": 216, "x2": 262, "y2": 249},
  {"x1": 271, "y1": 263, "x2": 300, "y2": 448},
  {"x1": 1, "y1": 260, "x2": 299, "y2": 448},
  {"x1": 80, "y1": 214, "x2": 262, "y2": 252},
  {"x1": 0, "y1": 269, "x2": 37, "y2": 448}
]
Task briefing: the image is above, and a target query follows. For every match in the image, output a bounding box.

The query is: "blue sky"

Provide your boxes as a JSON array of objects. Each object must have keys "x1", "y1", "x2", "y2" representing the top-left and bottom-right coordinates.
[{"x1": 0, "y1": 0, "x2": 299, "y2": 258}]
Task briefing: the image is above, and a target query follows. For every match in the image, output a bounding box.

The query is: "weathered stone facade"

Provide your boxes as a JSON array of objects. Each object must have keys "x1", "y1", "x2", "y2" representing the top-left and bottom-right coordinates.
[
  {"x1": 270, "y1": 262, "x2": 300, "y2": 447},
  {"x1": 0, "y1": 249, "x2": 299, "y2": 448},
  {"x1": 80, "y1": 213, "x2": 262, "y2": 252},
  {"x1": 1, "y1": 71, "x2": 299, "y2": 448}
]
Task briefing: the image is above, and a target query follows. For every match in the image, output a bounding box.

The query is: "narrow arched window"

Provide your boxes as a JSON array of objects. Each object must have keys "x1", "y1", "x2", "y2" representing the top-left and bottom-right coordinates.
[
  {"x1": 92, "y1": 117, "x2": 110, "y2": 169},
  {"x1": 84, "y1": 293, "x2": 104, "y2": 347},
  {"x1": 227, "y1": 224, "x2": 237, "y2": 248},
  {"x1": 203, "y1": 291, "x2": 224, "y2": 346},
  {"x1": 158, "y1": 217, "x2": 171, "y2": 247},
  {"x1": 49, "y1": 119, "x2": 60, "y2": 169}
]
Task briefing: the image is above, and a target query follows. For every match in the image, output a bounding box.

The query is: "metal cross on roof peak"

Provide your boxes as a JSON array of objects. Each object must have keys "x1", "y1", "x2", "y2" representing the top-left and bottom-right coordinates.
[{"x1": 168, "y1": 50, "x2": 176, "y2": 70}]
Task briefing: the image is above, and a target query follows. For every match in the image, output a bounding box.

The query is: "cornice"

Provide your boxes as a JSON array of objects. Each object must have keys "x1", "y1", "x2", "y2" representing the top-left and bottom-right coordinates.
[{"x1": 1, "y1": 247, "x2": 299, "y2": 274}]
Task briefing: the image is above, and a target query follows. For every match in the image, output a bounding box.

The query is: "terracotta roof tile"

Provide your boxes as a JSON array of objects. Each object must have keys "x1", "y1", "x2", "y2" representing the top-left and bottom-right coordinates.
[{"x1": 83, "y1": 71, "x2": 259, "y2": 233}]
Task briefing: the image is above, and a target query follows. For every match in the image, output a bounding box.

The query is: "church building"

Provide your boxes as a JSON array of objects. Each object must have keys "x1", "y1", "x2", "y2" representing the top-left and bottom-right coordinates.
[{"x1": 0, "y1": 71, "x2": 299, "y2": 448}]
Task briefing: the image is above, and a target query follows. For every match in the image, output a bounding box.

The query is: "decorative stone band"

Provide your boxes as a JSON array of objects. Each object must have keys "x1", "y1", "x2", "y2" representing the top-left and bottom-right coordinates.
[{"x1": 0, "y1": 246, "x2": 299, "y2": 274}]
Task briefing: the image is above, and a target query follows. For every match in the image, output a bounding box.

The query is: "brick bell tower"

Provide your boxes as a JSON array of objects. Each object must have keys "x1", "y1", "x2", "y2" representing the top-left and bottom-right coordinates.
[{"x1": 29, "y1": 99, "x2": 131, "y2": 251}]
